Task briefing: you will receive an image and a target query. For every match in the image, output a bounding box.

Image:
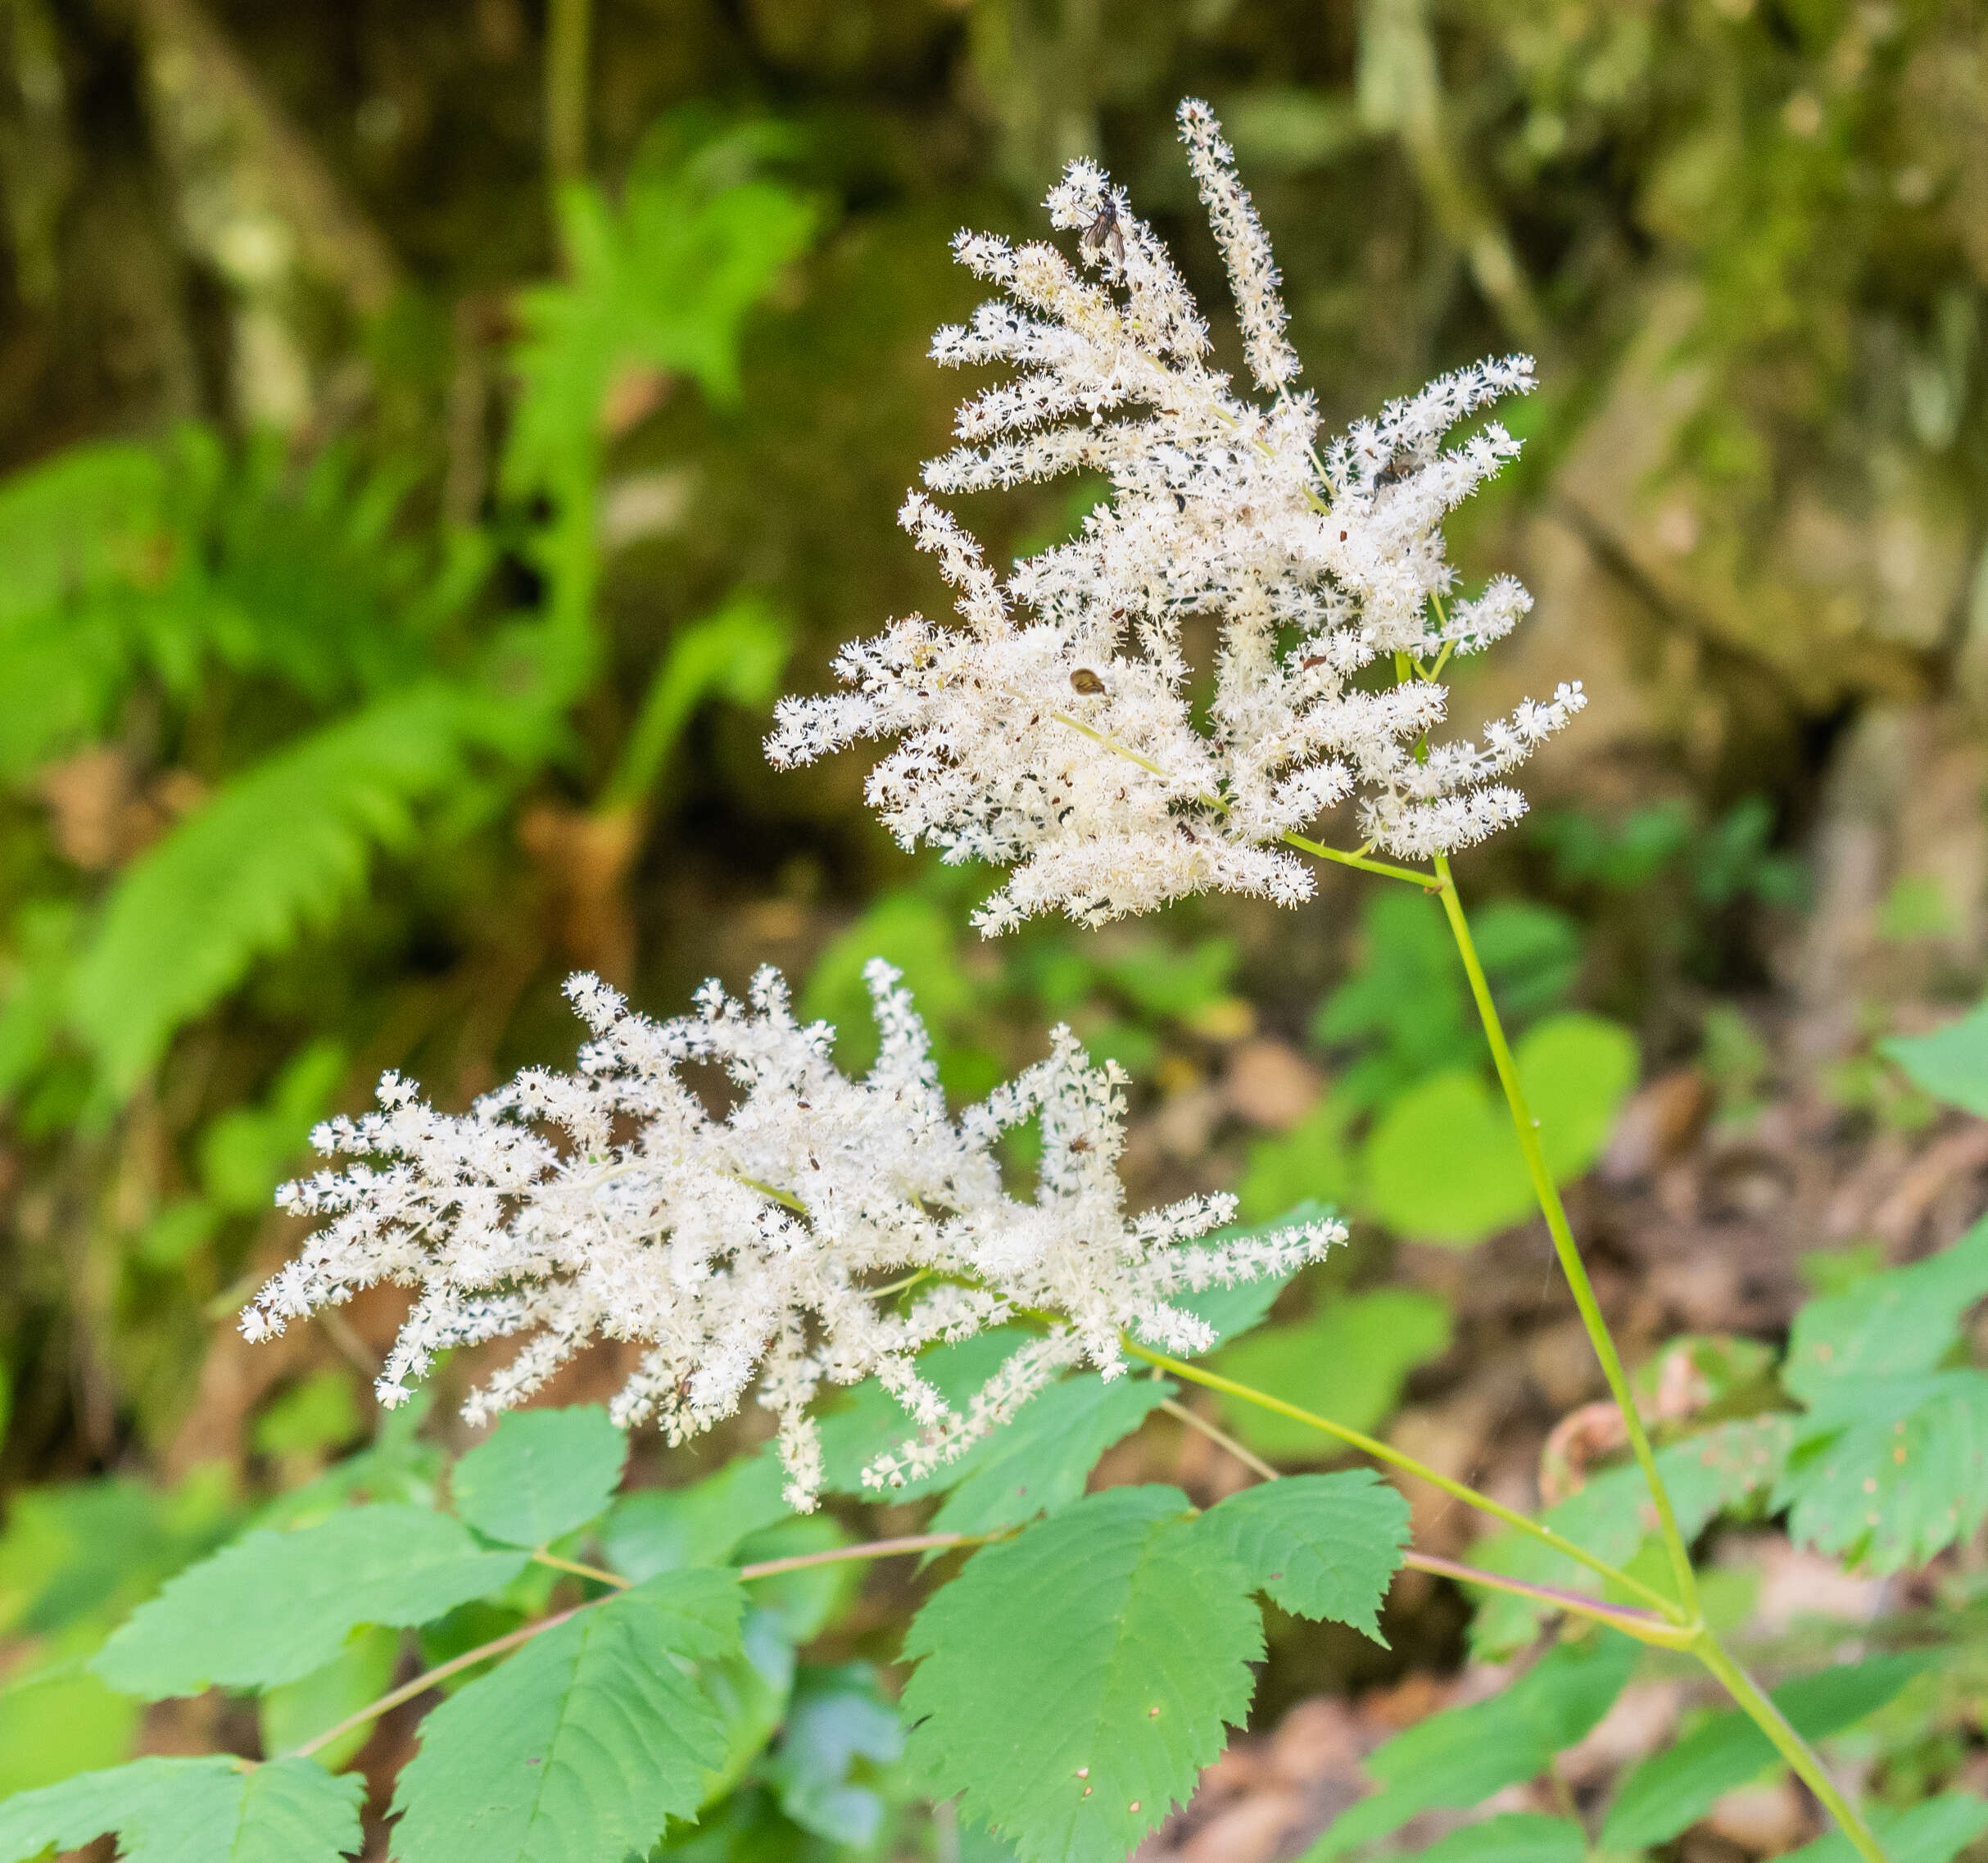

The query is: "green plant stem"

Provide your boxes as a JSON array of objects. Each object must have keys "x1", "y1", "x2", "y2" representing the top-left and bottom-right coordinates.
[
  {"x1": 733, "y1": 1172, "x2": 808, "y2": 1213},
  {"x1": 1277, "y1": 829, "x2": 1438, "y2": 889},
  {"x1": 532, "y1": 1548, "x2": 627, "y2": 1588},
  {"x1": 1691, "y1": 1631, "x2": 1888, "y2": 1863},
  {"x1": 292, "y1": 1606, "x2": 583, "y2": 1759},
  {"x1": 1125, "y1": 1341, "x2": 1682, "y2": 1620},
  {"x1": 1158, "y1": 1396, "x2": 1691, "y2": 1647},
  {"x1": 1429, "y1": 853, "x2": 1700, "y2": 1617},
  {"x1": 544, "y1": 0, "x2": 591, "y2": 195},
  {"x1": 287, "y1": 1530, "x2": 984, "y2": 1765},
  {"x1": 1052, "y1": 711, "x2": 1436, "y2": 889},
  {"x1": 739, "y1": 1531, "x2": 969, "y2": 1578}
]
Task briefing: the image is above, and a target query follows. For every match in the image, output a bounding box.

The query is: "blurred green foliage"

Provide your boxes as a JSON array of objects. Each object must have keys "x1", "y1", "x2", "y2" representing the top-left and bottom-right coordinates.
[{"x1": 4, "y1": 0, "x2": 1977, "y2": 1481}]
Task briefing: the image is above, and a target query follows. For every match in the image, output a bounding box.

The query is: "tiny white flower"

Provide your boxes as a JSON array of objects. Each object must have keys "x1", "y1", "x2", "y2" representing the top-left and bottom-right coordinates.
[
  {"x1": 768, "y1": 101, "x2": 1583, "y2": 931},
  {"x1": 248, "y1": 962, "x2": 1340, "y2": 1511}
]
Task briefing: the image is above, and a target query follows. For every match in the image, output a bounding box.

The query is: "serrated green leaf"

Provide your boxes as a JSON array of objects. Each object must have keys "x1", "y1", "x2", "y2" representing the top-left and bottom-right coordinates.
[
  {"x1": 451, "y1": 1406, "x2": 628, "y2": 1548},
  {"x1": 1782, "y1": 1216, "x2": 1988, "y2": 1404},
  {"x1": 926, "y1": 1374, "x2": 1174, "y2": 1539},
  {"x1": 0, "y1": 1754, "x2": 362, "y2": 1863},
  {"x1": 1779, "y1": 1371, "x2": 1988, "y2": 1572},
  {"x1": 1307, "y1": 1630, "x2": 1638, "y2": 1858},
  {"x1": 1406, "y1": 1812, "x2": 1585, "y2": 1863},
  {"x1": 1194, "y1": 1471, "x2": 1409, "y2": 1641},
  {"x1": 1214, "y1": 1287, "x2": 1451, "y2": 1460},
  {"x1": 1883, "y1": 1004, "x2": 1988, "y2": 1117},
  {"x1": 1781, "y1": 1794, "x2": 1988, "y2": 1863},
  {"x1": 1601, "y1": 1652, "x2": 1931, "y2": 1849},
  {"x1": 91, "y1": 1505, "x2": 525, "y2": 1698},
  {"x1": 1465, "y1": 1416, "x2": 1791, "y2": 1656},
  {"x1": 390, "y1": 1568, "x2": 743, "y2": 1863},
  {"x1": 602, "y1": 1449, "x2": 792, "y2": 1580},
  {"x1": 1771, "y1": 1219, "x2": 1988, "y2": 1572},
  {"x1": 902, "y1": 1485, "x2": 1261, "y2": 1863}
]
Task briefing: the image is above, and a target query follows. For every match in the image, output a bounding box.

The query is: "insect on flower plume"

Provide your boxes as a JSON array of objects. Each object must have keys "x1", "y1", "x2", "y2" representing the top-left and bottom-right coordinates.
[
  {"x1": 767, "y1": 100, "x2": 1583, "y2": 933},
  {"x1": 245, "y1": 963, "x2": 1339, "y2": 1509}
]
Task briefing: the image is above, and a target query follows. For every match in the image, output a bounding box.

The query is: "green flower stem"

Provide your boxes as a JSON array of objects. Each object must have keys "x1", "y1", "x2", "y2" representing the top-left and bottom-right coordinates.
[
  {"x1": 1051, "y1": 710, "x2": 1437, "y2": 888},
  {"x1": 1159, "y1": 1394, "x2": 1692, "y2": 1648},
  {"x1": 1429, "y1": 853, "x2": 1700, "y2": 1618},
  {"x1": 1276, "y1": 831, "x2": 1438, "y2": 888},
  {"x1": 1124, "y1": 1341, "x2": 1683, "y2": 1620},
  {"x1": 732, "y1": 1172, "x2": 808, "y2": 1213},
  {"x1": 1691, "y1": 1630, "x2": 1888, "y2": 1863}
]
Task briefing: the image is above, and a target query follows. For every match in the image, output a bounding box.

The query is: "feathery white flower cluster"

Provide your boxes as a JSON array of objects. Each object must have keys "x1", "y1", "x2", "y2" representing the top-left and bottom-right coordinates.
[
  {"x1": 767, "y1": 99, "x2": 1583, "y2": 932},
  {"x1": 246, "y1": 963, "x2": 1340, "y2": 1509}
]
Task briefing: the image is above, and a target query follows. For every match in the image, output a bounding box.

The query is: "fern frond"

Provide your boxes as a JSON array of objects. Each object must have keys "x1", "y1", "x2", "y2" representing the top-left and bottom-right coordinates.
[
  {"x1": 504, "y1": 142, "x2": 817, "y2": 505},
  {"x1": 69, "y1": 684, "x2": 527, "y2": 1093}
]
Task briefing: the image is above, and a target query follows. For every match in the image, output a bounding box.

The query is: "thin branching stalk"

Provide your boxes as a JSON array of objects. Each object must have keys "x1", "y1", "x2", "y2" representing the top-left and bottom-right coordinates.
[
  {"x1": 288, "y1": 1531, "x2": 985, "y2": 1765},
  {"x1": 1692, "y1": 1630, "x2": 1888, "y2": 1863},
  {"x1": 1430, "y1": 854, "x2": 1699, "y2": 1615},
  {"x1": 1125, "y1": 1341, "x2": 1684, "y2": 1620},
  {"x1": 531, "y1": 1548, "x2": 627, "y2": 1589},
  {"x1": 1160, "y1": 1394, "x2": 1693, "y2": 1647}
]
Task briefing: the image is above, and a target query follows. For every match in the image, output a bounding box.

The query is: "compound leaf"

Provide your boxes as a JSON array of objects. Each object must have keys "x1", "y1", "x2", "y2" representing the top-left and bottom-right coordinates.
[
  {"x1": 390, "y1": 1567, "x2": 743, "y2": 1863},
  {"x1": 91, "y1": 1505, "x2": 525, "y2": 1698},
  {"x1": 1782, "y1": 1217, "x2": 1988, "y2": 1404},
  {"x1": 1601, "y1": 1652, "x2": 1932, "y2": 1850},
  {"x1": 1195, "y1": 1471, "x2": 1409, "y2": 1642},
  {"x1": 902, "y1": 1485, "x2": 1261, "y2": 1863},
  {"x1": 0, "y1": 1754, "x2": 361, "y2": 1863},
  {"x1": 451, "y1": 1406, "x2": 628, "y2": 1548},
  {"x1": 1773, "y1": 1217, "x2": 1988, "y2": 1571},
  {"x1": 1778, "y1": 1371, "x2": 1988, "y2": 1572},
  {"x1": 1309, "y1": 1630, "x2": 1637, "y2": 1857},
  {"x1": 926, "y1": 1374, "x2": 1174, "y2": 1539}
]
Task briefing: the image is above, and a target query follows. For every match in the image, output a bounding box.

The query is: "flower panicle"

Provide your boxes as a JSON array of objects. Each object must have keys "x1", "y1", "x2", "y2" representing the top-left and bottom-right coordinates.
[
  {"x1": 765, "y1": 100, "x2": 1579, "y2": 932},
  {"x1": 247, "y1": 962, "x2": 1341, "y2": 1511}
]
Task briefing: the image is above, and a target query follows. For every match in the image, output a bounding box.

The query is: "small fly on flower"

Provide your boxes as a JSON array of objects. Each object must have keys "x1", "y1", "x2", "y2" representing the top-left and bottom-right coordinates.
[{"x1": 1079, "y1": 196, "x2": 1125, "y2": 273}]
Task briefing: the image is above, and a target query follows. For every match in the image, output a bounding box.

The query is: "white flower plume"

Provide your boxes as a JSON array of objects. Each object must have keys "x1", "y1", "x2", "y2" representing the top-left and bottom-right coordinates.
[
  {"x1": 246, "y1": 962, "x2": 1340, "y2": 1510},
  {"x1": 767, "y1": 99, "x2": 1582, "y2": 932}
]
